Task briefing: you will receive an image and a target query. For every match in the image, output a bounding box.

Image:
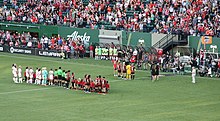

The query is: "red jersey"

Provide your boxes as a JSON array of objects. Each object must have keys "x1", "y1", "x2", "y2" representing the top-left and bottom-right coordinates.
[
  {"x1": 131, "y1": 66, "x2": 135, "y2": 72},
  {"x1": 123, "y1": 65, "x2": 126, "y2": 72},
  {"x1": 117, "y1": 64, "x2": 121, "y2": 71},
  {"x1": 65, "y1": 72, "x2": 69, "y2": 79},
  {"x1": 105, "y1": 83, "x2": 110, "y2": 89},
  {"x1": 90, "y1": 81, "x2": 95, "y2": 88},
  {"x1": 113, "y1": 60, "x2": 117, "y2": 69}
]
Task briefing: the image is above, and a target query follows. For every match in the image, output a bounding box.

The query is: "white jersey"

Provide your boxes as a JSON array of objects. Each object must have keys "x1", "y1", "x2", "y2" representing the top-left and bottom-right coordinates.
[
  {"x1": 12, "y1": 66, "x2": 15, "y2": 74},
  {"x1": 29, "y1": 69, "x2": 34, "y2": 78},
  {"x1": 26, "y1": 69, "x2": 29, "y2": 77},
  {"x1": 13, "y1": 67, "x2": 18, "y2": 77},
  {"x1": 18, "y1": 68, "x2": 22, "y2": 78},
  {"x1": 49, "y1": 70, "x2": 54, "y2": 80},
  {"x1": 36, "y1": 70, "x2": 42, "y2": 79}
]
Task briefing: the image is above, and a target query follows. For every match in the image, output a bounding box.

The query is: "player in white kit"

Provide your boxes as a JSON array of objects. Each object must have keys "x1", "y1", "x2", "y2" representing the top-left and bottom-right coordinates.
[
  {"x1": 25, "y1": 67, "x2": 29, "y2": 83},
  {"x1": 35, "y1": 68, "x2": 39, "y2": 84},
  {"x1": 36, "y1": 68, "x2": 42, "y2": 85},
  {"x1": 12, "y1": 64, "x2": 18, "y2": 83},
  {"x1": 48, "y1": 69, "x2": 54, "y2": 85},
  {"x1": 192, "y1": 67, "x2": 196, "y2": 84},
  {"x1": 18, "y1": 66, "x2": 23, "y2": 83},
  {"x1": 12, "y1": 64, "x2": 15, "y2": 82},
  {"x1": 29, "y1": 67, "x2": 34, "y2": 84}
]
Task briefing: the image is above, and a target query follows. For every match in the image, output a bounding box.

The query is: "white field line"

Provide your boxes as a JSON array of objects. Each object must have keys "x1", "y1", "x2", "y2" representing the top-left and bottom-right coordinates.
[{"x1": 0, "y1": 87, "x2": 52, "y2": 95}]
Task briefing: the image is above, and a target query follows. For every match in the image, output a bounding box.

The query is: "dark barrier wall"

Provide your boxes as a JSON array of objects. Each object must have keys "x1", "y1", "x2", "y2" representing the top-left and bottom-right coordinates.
[
  {"x1": 0, "y1": 45, "x2": 62, "y2": 58},
  {"x1": 1, "y1": 45, "x2": 35, "y2": 55},
  {"x1": 189, "y1": 36, "x2": 220, "y2": 52}
]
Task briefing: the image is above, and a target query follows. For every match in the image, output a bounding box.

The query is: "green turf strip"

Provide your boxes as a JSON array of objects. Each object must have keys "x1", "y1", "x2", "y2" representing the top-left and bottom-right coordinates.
[{"x1": 0, "y1": 52, "x2": 220, "y2": 121}]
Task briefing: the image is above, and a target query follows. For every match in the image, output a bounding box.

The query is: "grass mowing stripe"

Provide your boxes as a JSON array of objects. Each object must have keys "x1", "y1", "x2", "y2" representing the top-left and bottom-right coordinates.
[
  {"x1": 0, "y1": 53, "x2": 147, "y2": 73},
  {"x1": 0, "y1": 77, "x2": 131, "y2": 95},
  {"x1": 0, "y1": 53, "x2": 109, "y2": 68},
  {"x1": 0, "y1": 87, "x2": 52, "y2": 95}
]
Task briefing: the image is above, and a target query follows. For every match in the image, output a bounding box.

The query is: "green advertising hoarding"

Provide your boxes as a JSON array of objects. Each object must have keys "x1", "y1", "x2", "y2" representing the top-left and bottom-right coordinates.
[
  {"x1": 189, "y1": 36, "x2": 220, "y2": 53},
  {"x1": 58, "y1": 26, "x2": 99, "y2": 47},
  {"x1": 125, "y1": 32, "x2": 151, "y2": 49}
]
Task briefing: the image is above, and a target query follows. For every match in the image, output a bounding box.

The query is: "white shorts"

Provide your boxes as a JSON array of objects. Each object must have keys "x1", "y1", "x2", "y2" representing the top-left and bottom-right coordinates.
[
  {"x1": 49, "y1": 76, "x2": 54, "y2": 80},
  {"x1": 30, "y1": 75, "x2": 33, "y2": 79},
  {"x1": 14, "y1": 74, "x2": 18, "y2": 78},
  {"x1": 18, "y1": 74, "x2": 22, "y2": 78}
]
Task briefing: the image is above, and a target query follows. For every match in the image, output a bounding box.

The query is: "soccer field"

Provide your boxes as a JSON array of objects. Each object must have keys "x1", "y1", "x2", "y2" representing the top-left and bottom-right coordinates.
[{"x1": 0, "y1": 53, "x2": 220, "y2": 121}]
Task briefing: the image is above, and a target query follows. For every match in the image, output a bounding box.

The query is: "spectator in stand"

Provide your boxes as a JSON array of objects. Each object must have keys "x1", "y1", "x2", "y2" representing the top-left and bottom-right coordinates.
[
  {"x1": 89, "y1": 43, "x2": 94, "y2": 58},
  {"x1": 0, "y1": 0, "x2": 219, "y2": 37}
]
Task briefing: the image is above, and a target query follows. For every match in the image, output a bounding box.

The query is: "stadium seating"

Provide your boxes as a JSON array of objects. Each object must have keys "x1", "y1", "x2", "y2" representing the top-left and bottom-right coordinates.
[{"x1": 0, "y1": 0, "x2": 219, "y2": 37}]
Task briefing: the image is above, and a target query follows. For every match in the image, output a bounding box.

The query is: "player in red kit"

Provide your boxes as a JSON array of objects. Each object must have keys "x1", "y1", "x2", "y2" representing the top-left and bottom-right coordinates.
[
  {"x1": 112, "y1": 59, "x2": 118, "y2": 76},
  {"x1": 105, "y1": 81, "x2": 110, "y2": 93},
  {"x1": 122, "y1": 62, "x2": 126, "y2": 79},
  {"x1": 117, "y1": 61, "x2": 122, "y2": 77},
  {"x1": 90, "y1": 80, "x2": 95, "y2": 92}
]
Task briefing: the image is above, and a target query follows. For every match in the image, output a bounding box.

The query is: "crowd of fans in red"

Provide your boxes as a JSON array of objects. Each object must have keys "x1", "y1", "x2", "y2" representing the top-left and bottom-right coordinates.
[
  {"x1": 0, "y1": 30, "x2": 87, "y2": 58},
  {"x1": 0, "y1": 0, "x2": 220, "y2": 37}
]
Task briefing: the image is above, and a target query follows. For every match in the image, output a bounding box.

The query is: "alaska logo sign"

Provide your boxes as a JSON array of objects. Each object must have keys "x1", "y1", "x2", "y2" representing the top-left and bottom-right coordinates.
[{"x1": 67, "y1": 31, "x2": 90, "y2": 43}]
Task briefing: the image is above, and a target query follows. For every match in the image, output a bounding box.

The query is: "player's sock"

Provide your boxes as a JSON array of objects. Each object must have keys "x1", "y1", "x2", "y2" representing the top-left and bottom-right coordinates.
[
  {"x1": 19, "y1": 78, "x2": 22, "y2": 83},
  {"x1": 15, "y1": 78, "x2": 18, "y2": 83}
]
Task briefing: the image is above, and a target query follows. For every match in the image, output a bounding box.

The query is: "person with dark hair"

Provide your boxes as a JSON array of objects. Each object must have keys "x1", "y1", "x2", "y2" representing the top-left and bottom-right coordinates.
[
  {"x1": 61, "y1": 70, "x2": 66, "y2": 87},
  {"x1": 131, "y1": 64, "x2": 136, "y2": 80},
  {"x1": 151, "y1": 65, "x2": 156, "y2": 82},
  {"x1": 54, "y1": 69, "x2": 58, "y2": 85},
  {"x1": 48, "y1": 69, "x2": 54, "y2": 86},
  {"x1": 84, "y1": 75, "x2": 91, "y2": 93},
  {"x1": 57, "y1": 67, "x2": 62, "y2": 86},
  {"x1": 155, "y1": 63, "x2": 160, "y2": 81},
  {"x1": 65, "y1": 70, "x2": 71, "y2": 89}
]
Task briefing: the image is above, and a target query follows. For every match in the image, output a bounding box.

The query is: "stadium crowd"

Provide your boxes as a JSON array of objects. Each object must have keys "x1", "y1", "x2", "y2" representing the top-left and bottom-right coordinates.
[
  {"x1": 11, "y1": 64, "x2": 110, "y2": 94},
  {"x1": 0, "y1": 0, "x2": 219, "y2": 37},
  {"x1": 0, "y1": 30, "x2": 87, "y2": 58}
]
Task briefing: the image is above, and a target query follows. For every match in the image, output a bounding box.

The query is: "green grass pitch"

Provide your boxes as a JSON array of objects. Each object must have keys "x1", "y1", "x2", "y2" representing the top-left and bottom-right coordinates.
[{"x1": 0, "y1": 53, "x2": 220, "y2": 121}]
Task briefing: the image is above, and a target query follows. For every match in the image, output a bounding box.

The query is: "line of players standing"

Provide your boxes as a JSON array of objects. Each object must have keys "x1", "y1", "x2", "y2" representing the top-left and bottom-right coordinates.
[
  {"x1": 11, "y1": 64, "x2": 110, "y2": 94},
  {"x1": 112, "y1": 60, "x2": 136, "y2": 80}
]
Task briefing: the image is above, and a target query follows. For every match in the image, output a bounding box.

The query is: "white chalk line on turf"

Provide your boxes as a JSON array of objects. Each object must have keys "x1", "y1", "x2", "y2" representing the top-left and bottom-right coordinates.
[{"x1": 0, "y1": 87, "x2": 52, "y2": 95}]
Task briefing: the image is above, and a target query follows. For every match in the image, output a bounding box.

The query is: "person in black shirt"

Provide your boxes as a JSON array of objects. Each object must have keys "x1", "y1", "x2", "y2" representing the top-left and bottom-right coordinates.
[{"x1": 151, "y1": 64, "x2": 156, "y2": 82}]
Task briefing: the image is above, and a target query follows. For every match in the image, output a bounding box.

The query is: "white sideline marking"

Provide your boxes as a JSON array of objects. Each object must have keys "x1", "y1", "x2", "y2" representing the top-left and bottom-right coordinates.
[{"x1": 0, "y1": 88, "x2": 51, "y2": 95}]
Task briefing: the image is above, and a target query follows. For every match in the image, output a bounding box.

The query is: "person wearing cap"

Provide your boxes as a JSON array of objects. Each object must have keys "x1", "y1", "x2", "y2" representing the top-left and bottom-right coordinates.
[{"x1": 192, "y1": 66, "x2": 196, "y2": 84}]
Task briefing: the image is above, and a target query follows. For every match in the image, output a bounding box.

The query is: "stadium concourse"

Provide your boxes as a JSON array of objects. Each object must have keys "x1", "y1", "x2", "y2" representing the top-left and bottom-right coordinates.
[{"x1": 0, "y1": 0, "x2": 219, "y2": 37}]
